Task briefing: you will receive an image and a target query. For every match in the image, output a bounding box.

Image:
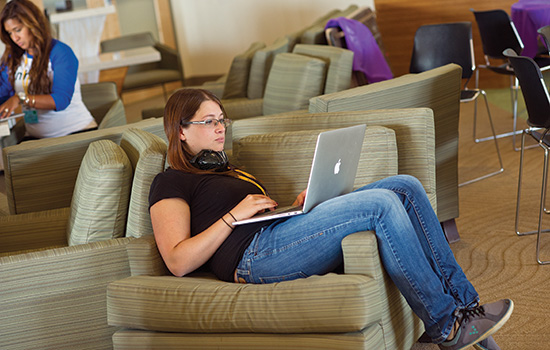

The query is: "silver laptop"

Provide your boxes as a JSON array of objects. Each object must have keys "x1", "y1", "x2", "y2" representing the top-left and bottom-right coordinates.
[{"x1": 233, "y1": 124, "x2": 366, "y2": 225}]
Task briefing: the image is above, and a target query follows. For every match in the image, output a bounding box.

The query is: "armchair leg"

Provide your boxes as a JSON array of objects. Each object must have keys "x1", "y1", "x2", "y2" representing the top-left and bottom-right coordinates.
[{"x1": 441, "y1": 219, "x2": 460, "y2": 243}]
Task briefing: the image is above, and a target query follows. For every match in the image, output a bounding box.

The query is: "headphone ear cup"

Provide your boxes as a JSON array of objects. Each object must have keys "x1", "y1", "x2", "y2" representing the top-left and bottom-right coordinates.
[{"x1": 190, "y1": 150, "x2": 229, "y2": 171}]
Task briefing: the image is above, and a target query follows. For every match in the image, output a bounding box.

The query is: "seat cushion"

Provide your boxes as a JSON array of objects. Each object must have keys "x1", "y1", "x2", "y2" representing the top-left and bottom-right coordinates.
[
  {"x1": 67, "y1": 140, "x2": 133, "y2": 246},
  {"x1": 222, "y1": 42, "x2": 266, "y2": 99},
  {"x1": 262, "y1": 53, "x2": 327, "y2": 116},
  {"x1": 107, "y1": 273, "x2": 382, "y2": 333}
]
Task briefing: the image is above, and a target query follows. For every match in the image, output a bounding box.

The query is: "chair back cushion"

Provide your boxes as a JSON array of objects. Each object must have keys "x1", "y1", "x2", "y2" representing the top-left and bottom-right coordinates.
[
  {"x1": 222, "y1": 42, "x2": 266, "y2": 99},
  {"x1": 100, "y1": 32, "x2": 155, "y2": 52},
  {"x1": 293, "y1": 44, "x2": 353, "y2": 93},
  {"x1": 81, "y1": 81, "x2": 119, "y2": 125},
  {"x1": 119, "y1": 128, "x2": 167, "y2": 238},
  {"x1": 247, "y1": 37, "x2": 290, "y2": 99},
  {"x1": 262, "y1": 53, "x2": 327, "y2": 116},
  {"x1": 231, "y1": 109, "x2": 436, "y2": 210},
  {"x1": 67, "y1": 140, "x2": 133, "y2": 246},
  {"x1": 232, "y1": 126, "x2": 397, "y2": 206},
  {"x1": 98, "y1": 99, "x2": 127, "y2": 129}
]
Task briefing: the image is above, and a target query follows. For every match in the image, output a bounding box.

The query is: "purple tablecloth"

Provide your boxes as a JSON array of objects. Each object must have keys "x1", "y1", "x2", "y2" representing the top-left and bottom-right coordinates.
[
  {"x1": 512, "y1": 0, "x2": 550, "y2": 57},
  {"x1": 325, "y1": 17, "x2": 393, "y2": 83}
]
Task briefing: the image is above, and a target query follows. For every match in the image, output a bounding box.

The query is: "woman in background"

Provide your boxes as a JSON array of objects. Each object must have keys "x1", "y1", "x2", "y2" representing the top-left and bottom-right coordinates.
[{"x1": 0, "y1": 0, "x2": 96, "y2": 139}]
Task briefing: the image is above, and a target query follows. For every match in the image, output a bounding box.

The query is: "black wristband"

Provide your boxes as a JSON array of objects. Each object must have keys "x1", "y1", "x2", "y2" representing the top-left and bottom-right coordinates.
[{"x1": 221, "y1": 216, "x2": 233, "y2": 229}]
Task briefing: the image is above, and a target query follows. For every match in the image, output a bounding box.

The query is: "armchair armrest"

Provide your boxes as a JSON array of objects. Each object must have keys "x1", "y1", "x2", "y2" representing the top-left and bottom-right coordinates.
[
  {"x1": 0, "y1": 237, "x2": 133, "y2": 349},
  {"x1": 155, "y1": 43, "x2": 181, "y2": 74},
  {"x1": 341, "y1": 231, "x2": 383, "y2": 279},
  {"x1": 0, "y1": 207, "x2": 70, "y2": 254},
  {"x1": 126, "y1": 234, "x2": 169, "y2": 276},
  {"x1": 201, "y1": 81, "x2": 225, "y2": 98}
]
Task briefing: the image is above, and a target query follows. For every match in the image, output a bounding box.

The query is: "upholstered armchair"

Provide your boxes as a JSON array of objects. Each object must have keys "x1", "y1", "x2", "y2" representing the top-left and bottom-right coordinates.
[
  {"x1": 100, "y1": 32, "x2": 183, "y2": 99},
  {"x1": 308, "y1": 63, "x2": 462, "y2": 240},
  {"x1": 106, "y1": 108, "x2": 435, "y2": 349},
  {"x1": 139, "y1": 38, "x2": 290, "y2": 120},
  {"x1": 0, "y1": 129, "x2": 167, "y2": 349},
  {"x1": 221, "y1": 44, "x2": 353, "y2": 121}
]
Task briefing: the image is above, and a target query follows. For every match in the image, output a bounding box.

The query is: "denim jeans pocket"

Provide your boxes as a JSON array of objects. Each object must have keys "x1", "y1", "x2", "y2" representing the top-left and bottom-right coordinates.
[{"x1": 259, "y1": 271, "x2": 308, "y2": 284}]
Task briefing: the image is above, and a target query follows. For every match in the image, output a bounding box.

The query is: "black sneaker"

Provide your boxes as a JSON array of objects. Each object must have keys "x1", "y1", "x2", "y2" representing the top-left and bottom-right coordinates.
[{"x1": 438, "y1": 299, "x2": 513, "y2": 350}]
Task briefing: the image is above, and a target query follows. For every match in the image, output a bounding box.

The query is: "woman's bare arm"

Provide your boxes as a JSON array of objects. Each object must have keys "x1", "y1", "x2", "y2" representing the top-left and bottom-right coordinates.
[{"x1": 150, "y1": 194, "x2": 278, "y2": 277}]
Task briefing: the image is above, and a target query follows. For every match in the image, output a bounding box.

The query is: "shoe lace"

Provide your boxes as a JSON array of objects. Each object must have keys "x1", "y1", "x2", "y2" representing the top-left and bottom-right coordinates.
[{"x1": 458, "y1": 304, "x2": 486, "y2": 323}]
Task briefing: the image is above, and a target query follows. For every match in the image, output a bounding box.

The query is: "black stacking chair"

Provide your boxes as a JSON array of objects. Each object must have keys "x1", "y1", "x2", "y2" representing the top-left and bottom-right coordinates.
[
  {"x1": 472, "y1": 9, "x2": 550, "y2": 151},
  {"x1": 410, "y1": 22, "x2": 503, "y2": 186},
  {"x1": 504, "y1": 48, "x2": 550, "y2": 265}
]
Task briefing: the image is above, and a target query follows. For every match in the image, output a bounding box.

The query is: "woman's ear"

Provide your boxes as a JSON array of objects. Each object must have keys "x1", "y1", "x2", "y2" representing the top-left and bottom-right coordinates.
[{"x1": 179, "y1": 127, "x2": 186, "y2": 142}]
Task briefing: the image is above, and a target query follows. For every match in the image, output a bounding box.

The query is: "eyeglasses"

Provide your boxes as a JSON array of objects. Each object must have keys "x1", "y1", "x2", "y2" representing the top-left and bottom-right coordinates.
[{"x1": 181, "y1": 118, "x2": 232, "y2": 128}]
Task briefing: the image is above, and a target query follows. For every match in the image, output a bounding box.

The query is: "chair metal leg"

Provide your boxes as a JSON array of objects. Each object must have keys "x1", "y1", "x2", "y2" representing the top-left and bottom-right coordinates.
[
  {"x1": 515, "y1": 130, "x2": 527, "y2": 236},
  {"x1": 536, "y1": 148, "x2": 550, "y2": 264},
  {"x1": 514, "y1": 130, "x2": 550, "y2": 264},
  {"x1": 473, "y1": 73, "x2": 527, "y2": 151},
  {"x1": 460, "y1": 92, "x2": 504, "y2": 187},
  {"x1": 515, "y1": 132, "x2": 550, "y2": 234}
]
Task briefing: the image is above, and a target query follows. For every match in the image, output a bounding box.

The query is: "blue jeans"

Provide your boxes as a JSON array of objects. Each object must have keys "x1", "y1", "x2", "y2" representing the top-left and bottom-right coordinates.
[{"x1": 235, "y1": 175, "x2": 479, "y2": 343}]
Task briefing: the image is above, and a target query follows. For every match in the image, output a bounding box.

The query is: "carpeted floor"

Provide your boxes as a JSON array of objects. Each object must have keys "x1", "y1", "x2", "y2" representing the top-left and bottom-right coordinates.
[
  {"x1": 411, "y1": 98, "x2": 550, "y2": 349},
  {"x1": 0, "y1": 90, "x2": 548, "y2": 349}
]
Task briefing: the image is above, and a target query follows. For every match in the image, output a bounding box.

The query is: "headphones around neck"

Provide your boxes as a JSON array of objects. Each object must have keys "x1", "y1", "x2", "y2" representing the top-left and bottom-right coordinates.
[{"x1": 190, "y1": 149, "x2": 229, "y2": 172}]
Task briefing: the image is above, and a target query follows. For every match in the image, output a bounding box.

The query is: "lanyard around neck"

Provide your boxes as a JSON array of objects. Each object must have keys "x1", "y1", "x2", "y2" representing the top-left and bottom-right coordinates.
[
  {"x1": 234, "y1": 169, "x2": 268, "y2": 197},
  {"x1": 21, "y1": 53, "x2": 30, "y2": 95}
]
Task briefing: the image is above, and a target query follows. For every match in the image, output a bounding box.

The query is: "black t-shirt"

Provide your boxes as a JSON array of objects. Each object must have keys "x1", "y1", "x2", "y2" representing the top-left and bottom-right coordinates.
[{"x1": 148, "y1": 168, "x2": 269, "y2": 282}]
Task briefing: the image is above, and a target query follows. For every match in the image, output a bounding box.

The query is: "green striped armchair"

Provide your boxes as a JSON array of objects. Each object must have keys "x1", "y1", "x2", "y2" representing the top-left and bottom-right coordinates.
[
  {"x1": 308, "y1": 64, "x2": 462, "y2": 237},
  {"x1": 106, "y1": 108, "x2": 435, "y2": 349},
  {"x1": 0, "y1": 129, "x2": 167, "y2": 350}
]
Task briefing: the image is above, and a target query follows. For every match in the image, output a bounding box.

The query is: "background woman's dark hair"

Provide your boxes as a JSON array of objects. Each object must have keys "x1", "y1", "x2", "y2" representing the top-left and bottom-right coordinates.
[
  {"x1": 0, "y1": 0, "x2": 53, "y2": 94},
  {"x1": 164, "y1": 88, "x2": 235, "y2": 175}
]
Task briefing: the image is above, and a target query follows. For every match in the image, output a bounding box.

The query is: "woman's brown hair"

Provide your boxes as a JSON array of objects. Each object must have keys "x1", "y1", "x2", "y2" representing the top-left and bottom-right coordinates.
[
  {"x1": 164, "y1": 88, "x2": 233, "y2": 175},
  {"x1": 0, "y1": 0, "x2": 53, "y2": 94}
]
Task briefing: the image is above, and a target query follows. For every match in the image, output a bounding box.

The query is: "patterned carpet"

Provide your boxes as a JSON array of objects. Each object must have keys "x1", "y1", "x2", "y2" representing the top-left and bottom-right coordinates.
[{"x1": 412, "y1": 99, "x2": 550, "y2": 349}]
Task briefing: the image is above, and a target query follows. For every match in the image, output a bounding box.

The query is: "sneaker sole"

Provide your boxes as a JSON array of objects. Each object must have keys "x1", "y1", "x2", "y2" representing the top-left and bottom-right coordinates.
[
  {"x1": 472, "y1": 343, "x2": 488, "y2": 350},
  {"x1": 458, "y1": 299, "x2": 514, "y2": 350}
]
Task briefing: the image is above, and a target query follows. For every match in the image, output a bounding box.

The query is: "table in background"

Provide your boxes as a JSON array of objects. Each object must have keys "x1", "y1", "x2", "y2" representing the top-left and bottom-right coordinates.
[
  {"x1": 79, "y1": 46, "x2": 161, "y2": 95},
  {"x1": 512, "y1": 0, "x2": 550, "y2": 57},
  {"x1": 49, "y1": 5, "x2": 116, "y2": 83}
]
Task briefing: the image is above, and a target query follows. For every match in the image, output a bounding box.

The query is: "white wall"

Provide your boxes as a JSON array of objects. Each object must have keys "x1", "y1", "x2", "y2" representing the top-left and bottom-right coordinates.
[
  {"x1": 116, "y1": 0, "x2": 159, "y2": 41},
  {"x1": 169, "y1": 0, "x2": 375, "y2": 79}
]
